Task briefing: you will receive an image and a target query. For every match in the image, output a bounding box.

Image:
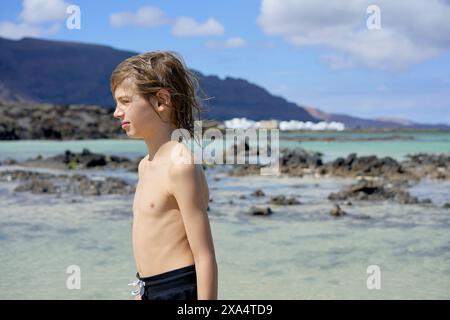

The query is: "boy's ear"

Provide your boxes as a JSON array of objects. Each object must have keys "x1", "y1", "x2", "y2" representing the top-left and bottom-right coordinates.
[{"x1": 156, "y1": 89, "x2": 171, "y2": 108}]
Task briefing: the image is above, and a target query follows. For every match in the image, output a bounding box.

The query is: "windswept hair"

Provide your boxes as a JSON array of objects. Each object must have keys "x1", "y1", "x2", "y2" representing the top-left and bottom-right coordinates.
[{"x1": 111, "y1": 51, "x2": 203, "y2": 140}]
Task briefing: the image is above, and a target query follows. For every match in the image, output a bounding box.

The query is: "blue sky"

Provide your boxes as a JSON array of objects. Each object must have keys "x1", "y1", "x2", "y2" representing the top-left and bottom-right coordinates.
[{"x1": 1, "y1": 0, "x2": 450, "y2": 124}]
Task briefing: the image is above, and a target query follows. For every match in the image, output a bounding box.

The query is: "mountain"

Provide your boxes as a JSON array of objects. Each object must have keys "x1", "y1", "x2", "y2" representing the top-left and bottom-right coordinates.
[
  {"x1": 304, "y1": 107, "x2": 449, "y2": 130},
  {"x1": 1, "y1": 36, "x2": 447, "y2": 129},
  {"x1": 0, "y1": 36, "x2": 316, "y2": 122}
]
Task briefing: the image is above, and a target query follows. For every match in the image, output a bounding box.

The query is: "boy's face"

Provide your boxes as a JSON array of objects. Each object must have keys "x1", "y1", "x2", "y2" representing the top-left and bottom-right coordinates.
[{"x1": 113, "y1": 78, "x2": 161, "y2": 139}]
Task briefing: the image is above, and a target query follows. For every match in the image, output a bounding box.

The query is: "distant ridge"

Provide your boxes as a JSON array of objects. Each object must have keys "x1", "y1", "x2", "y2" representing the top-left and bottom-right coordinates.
[
  {"x1": 304, "y1": 106, "x2": 449, "y2": 130},
  {"x1": 0, "y1": 36, "x2": 447, "y2": 129},
  {"x1": 0, "y1": 36, "x2": 316, "y2": 122}
]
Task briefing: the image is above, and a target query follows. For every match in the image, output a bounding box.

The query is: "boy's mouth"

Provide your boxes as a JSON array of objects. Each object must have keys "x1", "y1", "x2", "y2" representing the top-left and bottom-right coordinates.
[{"x1": 121, "y1": 121, "x2": 130, "y2": 128}]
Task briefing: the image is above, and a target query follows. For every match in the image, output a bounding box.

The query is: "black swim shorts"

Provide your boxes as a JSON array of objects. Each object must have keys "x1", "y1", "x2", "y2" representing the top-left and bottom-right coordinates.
[{"x1": 131, "y1": 264, "x2": 198, "y2": 300}]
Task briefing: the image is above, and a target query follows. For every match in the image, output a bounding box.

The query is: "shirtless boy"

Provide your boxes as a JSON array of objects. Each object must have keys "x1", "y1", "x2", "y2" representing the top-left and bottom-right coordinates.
[{"x1": 111, "y1": 51, "x2": 218, "y2": 300}]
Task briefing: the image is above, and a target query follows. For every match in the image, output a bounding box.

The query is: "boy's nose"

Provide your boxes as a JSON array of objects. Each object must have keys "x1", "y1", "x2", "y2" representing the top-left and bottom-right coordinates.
[{"x1": 113, "y1": 107, "x2": 123, "y2": 119}]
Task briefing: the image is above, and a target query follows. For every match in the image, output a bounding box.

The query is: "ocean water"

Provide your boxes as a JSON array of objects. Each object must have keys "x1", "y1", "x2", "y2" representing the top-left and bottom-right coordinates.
[
  {"x1": 0, "y1": 132, "x2": 449, "y2": 299},
  {"x1": 1, "y1": 131, "x2": 449, "y2": 162}
]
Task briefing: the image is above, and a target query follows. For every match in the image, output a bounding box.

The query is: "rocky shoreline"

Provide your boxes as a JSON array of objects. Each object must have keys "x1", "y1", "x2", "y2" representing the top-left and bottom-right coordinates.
[
  {"x1": 228, "y1": 147, "x2": 450, "y2": 216},
  {"x1": 0, "y1": 101, "x2": 123, "y2": 140},
  {"x1": 0, "y1": 169, "x2": 135, "y2": 196},
  {"x1": 0, "y1": 148, "x2": 140, "y2": 197},
  {"x1": 0, "y1": 100, "x2": 218, "y2": 141},
  {"x1": 229, "y1": 148, "x2": 450, "y2": 181},
  {"x1": 1, "y1": 147, "x2": 449, "y2": 214},
  {"x1": 15, "y1": 148, "x2": 141, "y2": 172}
]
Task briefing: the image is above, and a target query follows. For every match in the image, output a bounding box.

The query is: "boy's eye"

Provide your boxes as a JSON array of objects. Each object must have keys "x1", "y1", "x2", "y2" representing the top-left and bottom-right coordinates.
[{"x1": 121, "y1": 99, "x2": 131, "y2": 105}]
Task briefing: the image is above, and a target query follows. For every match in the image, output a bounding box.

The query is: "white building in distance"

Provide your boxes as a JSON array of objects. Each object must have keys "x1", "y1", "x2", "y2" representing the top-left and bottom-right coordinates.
[{"x1": 223, "y1": 118, "x2": 345, "y2": 131}]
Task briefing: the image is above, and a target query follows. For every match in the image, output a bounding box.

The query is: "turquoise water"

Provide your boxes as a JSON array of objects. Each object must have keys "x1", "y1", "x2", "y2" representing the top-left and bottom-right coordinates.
[
  {"x1": 1, "y1": 131, "x2": 449, "y2": 162},
  {"x1": 1, "y1": 168, "x2": 449, "y2": 299},
  {"x1": 1, "y1": 132, "x2": 450, "y2": 299},
  {"x1": 280, "y1": 131, "x2": 450, "y2": 161}
]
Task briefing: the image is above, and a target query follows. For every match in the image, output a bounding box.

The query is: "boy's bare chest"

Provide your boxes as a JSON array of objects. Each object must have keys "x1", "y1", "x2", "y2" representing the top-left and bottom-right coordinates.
[{"x1": 133, "y1": 164, "x2": 175, "y2": 218}]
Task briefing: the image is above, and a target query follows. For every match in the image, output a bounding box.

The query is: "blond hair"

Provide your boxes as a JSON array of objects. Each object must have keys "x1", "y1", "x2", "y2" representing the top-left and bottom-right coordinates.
[{"x1": 111, "y1": 51, "x2": 203, "y2": 140}]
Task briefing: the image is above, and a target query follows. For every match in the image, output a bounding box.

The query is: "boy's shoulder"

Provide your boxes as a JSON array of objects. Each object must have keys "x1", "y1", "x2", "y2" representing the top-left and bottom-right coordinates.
[
  {"x1": 137, "y1": 142, "x2": 202, "y2": 178},
  {"x1": 167, "y1": 143, "x2": 209, "y2": 203},
  {"x1": 168, "y1": 142, "x2": 198, "y2": 178},
  {"x1": 137, "y1": 154, "x2": 149, "y2": 174}
]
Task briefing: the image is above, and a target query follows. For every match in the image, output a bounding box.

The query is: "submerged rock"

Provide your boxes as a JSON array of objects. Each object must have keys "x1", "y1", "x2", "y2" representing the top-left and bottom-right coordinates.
[
  {"x1": 248, "y1": 206, "x2": 273, "y2": 216},
  {"x1": 330, "y1": 204, "x2": 346, "y2": 217},
  {"x1": 1, "y1": 158, "x2": 18, "y2": 166},
  {"x1": 352, "y1": 214, "x2": 371, "y2": 220},
  {"x1": 251, "y1": 189, "x2": 265, "y2": 197},
  {"x1": 14, "y1": 179, "x2": 57, "y2": 194},
  {"x1": 227, "y1": 148, "x2": 450, "y2": 182},
  {"x1": 402, "y1": 153, "x2": 450, "y2": 180},
  {"x1": 269, "y1": 195, "x2": 301, "y2": 205},
  {"x1": 19, "y1": 148, "x2": 139, "y2": 172},
  {"x1": 66, "y1": 174, "x2": 134, "y2": 196},
  {"x1": 328, "y1": 179, "x2": 422, "y2": 204},
  {"x1": 324, "y1": 154, "x2": 407, "y2": 180},
  {"x1": 1, "y1": 169, "x2": 134, "y2": 196},
  {"x1": 280, "y1": 148, "x2": 323, "y2": 168},
  {"x1": 0, "y1": 170, "x2": 60, "y2": 182}
]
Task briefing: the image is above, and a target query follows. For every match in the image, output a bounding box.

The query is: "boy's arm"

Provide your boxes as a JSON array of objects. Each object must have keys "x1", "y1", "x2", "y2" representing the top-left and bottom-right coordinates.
[{"x1": 169, "y1": 161, "x2": 218, "y2": 300}]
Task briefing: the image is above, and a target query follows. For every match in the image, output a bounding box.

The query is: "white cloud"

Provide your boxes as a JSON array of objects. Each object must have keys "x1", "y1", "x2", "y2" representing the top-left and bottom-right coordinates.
[
  {"x1": 110, "y1": 6, "x2": 169, "y2": 28},
  {"x1": 0, "y1": 0, "x2": 67, "y2": 39},
  {"x1": 206, "y1": 37, "x2": 247, "y2": 49},
  {"x1": 20, "y1": 0, "x2": 69, "y2": 24},
  {"x1": 257, "y1": 0, "x2": 450, "y2": 70},
  {"x1": 172, "y1": 17, "x2": 224, "y2": 37},
  {"x1": 0, "y1": 21, "x2": 43, "y2": 39}
]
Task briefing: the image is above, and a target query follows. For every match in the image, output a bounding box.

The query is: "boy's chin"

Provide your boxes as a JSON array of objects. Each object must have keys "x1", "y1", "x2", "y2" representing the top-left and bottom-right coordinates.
[
  {"x1": 128, "y1": 133, "x2": 147, "y2": 140},
  {"x1": 125, "y1": 131, "x2": 139, "y2": 139}
]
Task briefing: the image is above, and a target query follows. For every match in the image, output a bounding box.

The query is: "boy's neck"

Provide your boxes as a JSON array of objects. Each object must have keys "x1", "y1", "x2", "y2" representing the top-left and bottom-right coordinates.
[{"x1": 144, "y1": 124, "x2": 177, "y2": 162}]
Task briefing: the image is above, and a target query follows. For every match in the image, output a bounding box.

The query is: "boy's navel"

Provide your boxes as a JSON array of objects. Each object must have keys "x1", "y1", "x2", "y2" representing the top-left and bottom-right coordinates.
[{"x1": 150, "y1": 202, "x2": 155, "y2": 208}]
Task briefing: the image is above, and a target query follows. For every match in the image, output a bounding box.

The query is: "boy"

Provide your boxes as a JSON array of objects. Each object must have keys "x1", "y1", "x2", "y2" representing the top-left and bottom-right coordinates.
[{"x1": 111, "y1": 51, "x2": 218, "y2": 300}]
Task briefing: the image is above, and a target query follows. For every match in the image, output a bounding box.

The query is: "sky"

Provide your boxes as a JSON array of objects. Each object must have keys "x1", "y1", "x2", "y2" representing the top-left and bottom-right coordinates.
[{"x1": 1, "y1": 0, "x2": 449, "y2": 124}]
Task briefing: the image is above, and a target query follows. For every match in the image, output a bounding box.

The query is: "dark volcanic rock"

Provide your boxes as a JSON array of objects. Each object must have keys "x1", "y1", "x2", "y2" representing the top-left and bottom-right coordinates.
[
  {"x1": 328, "y1": 179, "x2": 421, "y2": 204},
  {"x1": 0, "y1": 170, "x2": 59, "y2": 182},
  {"x1": 14, "y1": 179, "x2": 57, "y2": 194},
  {"x1": 19, "y1": 148, "x2": 138, "y2": 171},
  {"x1": 229, "y1": 148, "x2": 322, "y2": 177},
  {"x1": 0, "y1": 101, "x2": 123, "y2": 140},
  {"x1": 58, "y1": 148, "x2": 121, "y2": 168},
  {"x1": 280, "y1": 148, "x2": 323, "y2": 168},
  {"x1": 227, "y1": 148, "x2": 417, "y2": 181},
  {"x1": 66, "y1": 174, "x2": 134, "y2": 196},
  {"x1": 248, "y1": 206, "x2": 273, "y2": 216},
  {"x1": 325, "y1": 154, "x2": 407, "y2": 179},
  {"x1": 251, "y1": 189, "x2": 265, "y2": 197},
  {"x1": 269, "y1": 195, "x2": 301, "y2": 205},
  {"x1": 228, "y1": 164, "x2": 263, "y2": 176},
  {"x1": 1, "y1": 158, "x2": 18, "y2": 165},
  {"x1": 330, "y1": 204, "x2": 346, "y2": 217},
  {"x1": 0, "y1": 169, "x2": 134, "y2": 196},
  {"x1": 401, "y1": 153, "x2": 450, "y2": 180}
]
